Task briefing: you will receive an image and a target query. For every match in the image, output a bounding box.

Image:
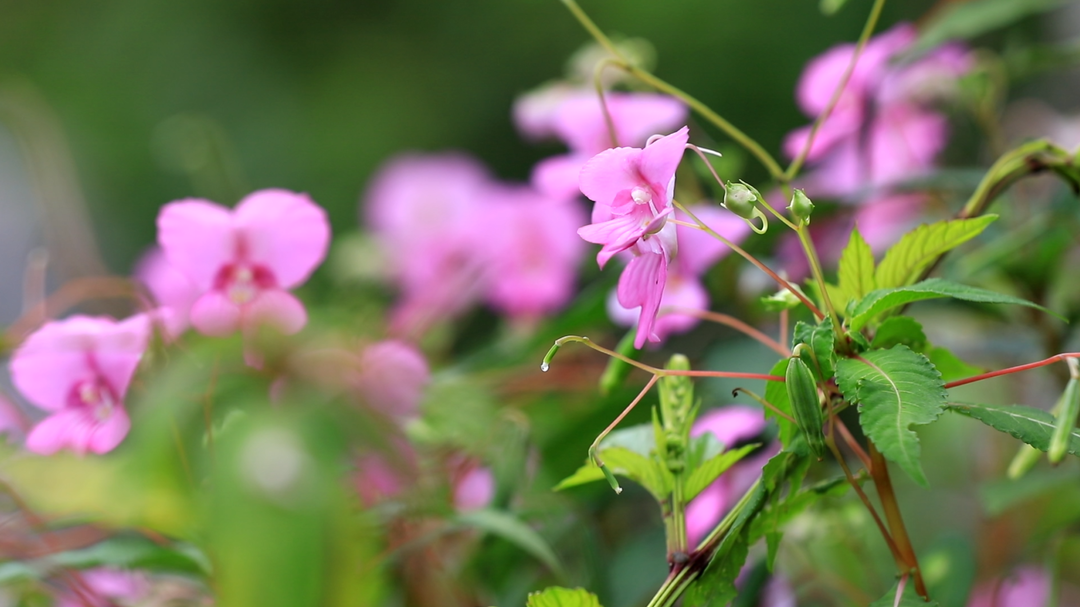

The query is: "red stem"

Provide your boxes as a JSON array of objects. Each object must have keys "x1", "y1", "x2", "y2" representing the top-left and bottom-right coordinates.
[{"x1": 944, "y1": 353, "x2": 1080, "y2": 389}]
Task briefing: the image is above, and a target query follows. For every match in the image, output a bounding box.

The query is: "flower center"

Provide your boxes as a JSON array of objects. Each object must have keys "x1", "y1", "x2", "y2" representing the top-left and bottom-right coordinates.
[
  {"x1": 214, "y1": 263, "x2": 277, "y2": 305},
  {"x1": 72, "y1": 379, "x2": 117, "y2": 421},
  {"x1": 631, "y1": 186, "x2": 651, "y2": 205}
]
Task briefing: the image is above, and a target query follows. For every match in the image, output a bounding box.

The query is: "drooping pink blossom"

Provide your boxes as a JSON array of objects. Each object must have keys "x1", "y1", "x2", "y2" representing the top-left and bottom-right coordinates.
[
  {"x1": 968, "y1": 567, "x2": 1049, "y2": 607},
  {"x1": 352, "y1": 339, "x2": 430, "y2": 420},
  {"x1": 156, "y1": 189, "x2": 330, "y2": 338},
  {"x1": 453, "y1": 465, "x2": 495, "y2": 512},
  {"x1": 134, "y1": 246, "x2": 201, "y2": 338},
  {"x1": 517, "y1": 89, "x2": 687, "y2": 201},
  {"x1": 685, "y1": 406, "x2": 773, "y2": 545},
  {"x1": 11, "y1": 315, "x2": 150, "y2": 456},
  {"x1": 577, "y1": 127, "x2": 689, "y2": 347},
  {"x1": 607, "y1": 205, "x2": 750, "y2": 342}
]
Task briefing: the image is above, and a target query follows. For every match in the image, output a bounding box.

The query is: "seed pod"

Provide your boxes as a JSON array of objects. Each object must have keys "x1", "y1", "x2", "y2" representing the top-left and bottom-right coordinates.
[
  {"x1": 786, "y1": 355, "x2": 826, "y2": 458},
  {"x1": 722, "y1": 182, "x2": 758, "y2": 220},
  {"x1": 1049, "y1": 376, "x2": 1080, "y2": 464}
]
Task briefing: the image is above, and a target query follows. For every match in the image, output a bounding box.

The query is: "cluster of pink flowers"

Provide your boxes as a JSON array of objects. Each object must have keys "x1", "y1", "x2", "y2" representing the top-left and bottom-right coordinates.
[
  {"x1": 782, "y1": 23, "x2": 972, "y2": 262},
  {"x1": 364, "y1": 153, "x2": 586, "y2": 335}
]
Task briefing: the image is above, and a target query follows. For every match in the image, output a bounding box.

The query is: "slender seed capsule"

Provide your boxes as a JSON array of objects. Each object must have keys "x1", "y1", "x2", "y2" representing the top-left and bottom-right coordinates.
[
  {"x1": 1049, "y1": 376, "x2": 1080, "y2": 464},
  {"x1": 786, "y1": 355, "x2": 826, "y2": 458}
]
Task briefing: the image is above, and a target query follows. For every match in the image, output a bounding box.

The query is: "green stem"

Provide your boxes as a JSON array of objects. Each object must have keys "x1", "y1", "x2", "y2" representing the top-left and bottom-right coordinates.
[
  {"x1": 797, "y1": 226, "x2": 844, "y2": 339},
  {"x1": 559, "y1": 0, "x2": 785, "y2": 179},
  {"x1": 784, "y1": 0, "x2": 887, "y2": 180}
]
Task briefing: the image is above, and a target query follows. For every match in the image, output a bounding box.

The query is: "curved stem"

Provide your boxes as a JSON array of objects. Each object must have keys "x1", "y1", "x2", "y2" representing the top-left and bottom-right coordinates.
[
  {"x1": 559, "y1": 0, "x2": 785, "y2": 179},
  {"x1": 590, "y1": 374, "x2": 661, "y2": 494},
  {"x1": 944, "y1": 353, "x2": 1080, "y2": 390},
  {"x1": 784, "y1": 0, "x2": 887, "y2": 180},
  {"x1": 674, "y1": 202, "x2": 825, "y2": 319},
  {"x1": 797, "y1": 226, "x2": 843, "y2": 337}
]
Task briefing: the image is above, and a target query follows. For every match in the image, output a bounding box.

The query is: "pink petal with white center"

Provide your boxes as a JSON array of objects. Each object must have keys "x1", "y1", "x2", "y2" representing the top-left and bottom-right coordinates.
[
  {"x1": 190, "y1": 291, "x2": 243, "y2": 336},
  {"x1": 617, "y1": 250, "x2": 667, "y2": 348},
  {"x1": 91, "y1": 315, "x2": 150, "y2": 400},
  {"x1": 578, "y1": 146, "x2": 645, "y2": 206},
  {"x1": 234, "y1": 189, "x2": 330, "y2": 289},
  {"x1": 157, "y1": 199, "x2": 236, "y2": 290},
  {"x1": 637, "y1": 126, "x2": 689, "y2": 201},
  {"x1": 578, "y1": 212, "x2": 650, "y2": 269},
  {"x1": 244, "y1": 289, "x2": 308, "y2": 335}
]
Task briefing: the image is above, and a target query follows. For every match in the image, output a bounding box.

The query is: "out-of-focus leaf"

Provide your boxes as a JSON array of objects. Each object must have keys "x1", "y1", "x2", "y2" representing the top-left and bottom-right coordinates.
[
  {"x1": 912, "y1": 0, "x2": 1072, "y2": 57},
  {"x1": 869, "y1": 579, "x2": 939, "y2": 606},
  {"x1": 50, "y1": 535, "x2": 209, "y2": 575},
  {"x1": 684, "y1": 444, "x2": 758, "y2": 501},
  {"x1": 837, "y1": 225, "x2": 875, "y2": 307},
  {"x1": 836, "y1": 345, "x2": 946, "y2": 486},
  {"x1": 979, "y1": 466, "x2": 1080, "y2": 516},
  {"x1": 921, "y1": 536, "x2": 977, "y2": 607},
  {"x1": 945, "y1": 401, "x2": 1080, "y2": 456},
  {"x1": 819, "y1": 0, "x2": 852, "y2": 15},
  {"x1": 526, "y1": 586, "x2": 602, "y2": 607},
  {"x1": 870, "y1": 317, "x2": 927, "y2": 353},
  {"x1": 456, "y1": 509, "x2": 563, "y2": 577},
  {"x1": 874, "y1": 216, "x2": 997, "y2": 289},
  {"x1": 849, "y1": 278, "x2": 1060, "y2": 331},
  {"x1": 927, "y1": 346, "x2": 982, "y2": 382},
  {"x1": 596, "y1": 424, "x2": 656, "y2": 458}
]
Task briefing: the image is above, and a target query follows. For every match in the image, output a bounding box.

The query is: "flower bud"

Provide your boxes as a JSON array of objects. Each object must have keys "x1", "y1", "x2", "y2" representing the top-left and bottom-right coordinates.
[
  {"x1": 722, "y1": 182, "x2": 758, "y2": 220},
  {"x1": 786, "y1": 355, "x2": 826, "y2": 459},
  {"x1": 787, "y1": 189, "x2": 815, "y2": 225}
]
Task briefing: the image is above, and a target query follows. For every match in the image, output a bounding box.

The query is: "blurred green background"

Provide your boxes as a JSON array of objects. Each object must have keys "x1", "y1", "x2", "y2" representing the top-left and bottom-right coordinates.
[{"x1": 1, "y1": 0, "x2": 943, "y2": 272}]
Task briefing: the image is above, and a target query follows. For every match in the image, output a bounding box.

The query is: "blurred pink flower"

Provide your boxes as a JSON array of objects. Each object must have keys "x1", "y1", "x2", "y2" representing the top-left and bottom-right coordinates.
[
  {"x1": 685, "y1": 406, "x2": 771, "y2": 545},
  {"x1": 968, "y1": 566, "x2": 1049, "y2": 607},
  {"x1": 515, "y1": 89, "x2": 687, "y2": 201},
  {"x1": 784, "y1": 23, "x2": 971, "y2": 201},
  {"x1": 453, "y1": 465, "x2": 495, "y2": 512},
  {"x1": 56, "y1": 568, "x2": 149, "y2": 607},
  {"x1": 355, "y1": 450, "x2": 412, "y2": 507},
  {"x1": 11, "y1": 315, "x2": 150, "y2": 455},
  {"x1": 482, "y1": 184, "x2": 587, "y2": 319},
  {"x1": 606, "y1": 205, "x2": 750, "y2": 342},
  {"x1": 134, "y1": 246, "x2": 201, "y2": 338},
  {"x1": 353, "y1": 339, "x2": 430, "y2": 420},
  {"x1": 156, "y1": 189, "x2": 329, "y2": 337}
]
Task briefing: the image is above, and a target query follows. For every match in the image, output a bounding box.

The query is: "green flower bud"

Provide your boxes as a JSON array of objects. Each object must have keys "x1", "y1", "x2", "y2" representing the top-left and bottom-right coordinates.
[
  {"x1": 786, "y1": 354, "x2": 826, "y2": 459},
  {"x1": 722, "y1": 182, "x2": 758, "y2": 220},
  {"x1": 787, "y1": 189, "x2": 815, "y2": 225}
]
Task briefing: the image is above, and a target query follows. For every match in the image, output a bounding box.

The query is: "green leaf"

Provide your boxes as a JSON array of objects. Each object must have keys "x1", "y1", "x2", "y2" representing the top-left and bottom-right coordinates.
[
  {"x1": 526, "y1": 587, "x2": 603, "y2": 607},
  {"x1": 456, "y1": 509, "x2": 563, "y2": 576},
  {"x1": 869, "y1": 579, "x2": 940, "y2": 606},
  {"x1": 553, "y1": 447, "x2": 672, "y2": 499},
  {"x1": 870, "y1": 317, "x2": 928, "y2": 352},
  {"x1": 927, "y1": 346, "x2": 982, "y2": 382},
  {"x1": 979, "y1": 466, "x2": 1079, "y2": 516},
  {"x1": 836, "y1": 345, "x2": 946, "y2": 486},
  {"x1": 848, "y1": 277, "x2": 1060, "y2": 331},
  {"x1": 837, "y1": 225, "x2": 876, "y2": 306},
  {"x1": 595, "y1": 424, "x2": 655, "y2": 458},
  {"x1": 793, "y1": 319, "x2": 836, "y2": 381},
  {"x1": 945, "y1": 401, "x2": 1080, "y2": 456},
  {"x1": 912, "y1": 0, "x2": 1071, "y2": 57},
  {"x1": 685, "y1": 444, "x2": 758, "y2": 501},
  {"x1": 50, "y1": 535, "x2": 209, "y2": 575},
  {"x1": 819, "y1": 0, "x2": 852, "y2": 15},
  {"x1": 874, "y1": 215, "x2": 997, "y2": 289}
]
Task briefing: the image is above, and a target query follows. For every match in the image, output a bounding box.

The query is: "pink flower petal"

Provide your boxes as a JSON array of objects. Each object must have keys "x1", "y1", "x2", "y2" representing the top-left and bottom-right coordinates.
[
  {"x1": 686, "y1": 482, "x2": 730, "y2": 545},
  {"x1": 617, "y1": 250, "x2": 667, "y2": 348},
  {"x1": 552, "y1": 92, "x2": 688, "y2": 153},
  {"x1": 135, "y1": 247, "x2": 200, "y2": 337},
  {"x1": 637, "y1": 126, "x2": 688, "y2": 199},
  {"x1": 691, "y1": 406, "x2": 767, "y2": 448},
  {"x1": 157, "y1": 199, "x2": 236, "y2": 290},
  {"x1": 531, "y1": 153, "x2": 589, "y2": 202},
  {"x1": 578, "y1": 212, "x2": 649, "y2": 269},
  {"x1": 244, "y1": 289, "x2": 308, "y2": 335},
  {"x1": 190, "y1": 292, "x2": 243, "y2": 336},
  {"x1": 234, "y1": 189, "x2": 330, "y2": 289},
  {"x1": 87, "y1": 406, "x2": 131, "y2": 454},
  {"x1": 454, "y1": 466, "x2": 495, "y2": 512},
  {"x1": 26, "y1": 409, "x2": 92, "y2": 455},
  {"x1": 354, "y1": 340, "x2": 430, "y2": 419},
  {"x1": 578, "y1": 147, "x2": 645, "y2": 206}
]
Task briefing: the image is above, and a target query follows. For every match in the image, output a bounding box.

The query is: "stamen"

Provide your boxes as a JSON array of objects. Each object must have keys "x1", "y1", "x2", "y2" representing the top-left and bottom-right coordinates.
[{"x1": 631, "y1": 187, "x2": 651, "y2": 205}]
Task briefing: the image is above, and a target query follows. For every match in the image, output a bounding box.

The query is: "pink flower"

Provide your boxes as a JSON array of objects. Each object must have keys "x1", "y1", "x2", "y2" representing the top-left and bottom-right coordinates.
[
  {"x1": 352, "y1": 339, "x2": 430, "y2": 420},
  {"x1": 685, "y1": 406, "x2": 772, "y2": 545},
  {"x1": 578, "y1": 127, "x2": 689, "y2": 347},
  {"x1": 517, "y1": 89, "x2": 687, "y2": 201},
  {"x1": 453, "y1": 464, "x2": 495, "y2": 512},
  {"x1": 156, "y1": 189, "x2": 330, "y2": 337},
  {"x1": 134, "y1": 246, "x2": 201, "y2": 338},
  {"x1": 968, "y1": 567, "x2": 1049, "y2": 607},
  {"x1": 607, "y1": 205, "x2": 749, "y2": 342},
  {"x1": 364, "y1": 154, "x2": 494, "y2": 333},
  {"x1": 11, "y1": 315, "x2": 150, "y2": 455},
  {"x1": 482, "y1": 184, "x2": 587, "y2": 319},
  {"x1": 56, "y1": 568, "x2": 149, "y2": 607}
]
